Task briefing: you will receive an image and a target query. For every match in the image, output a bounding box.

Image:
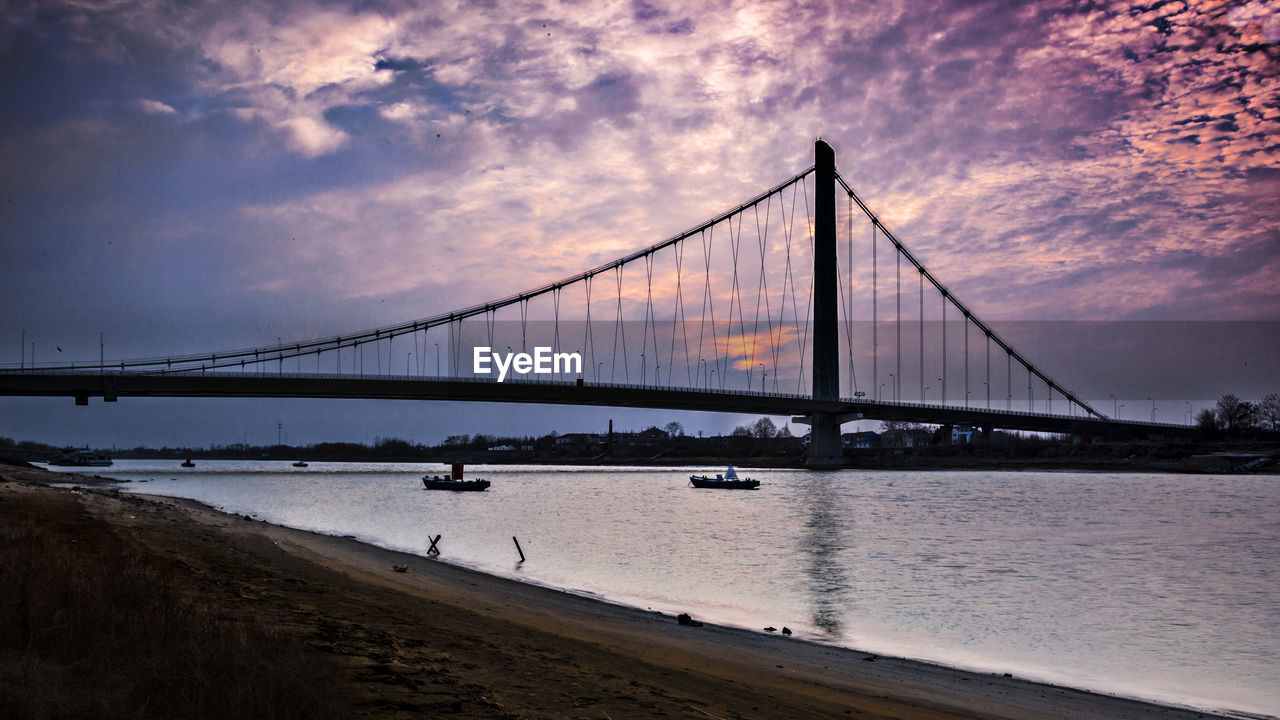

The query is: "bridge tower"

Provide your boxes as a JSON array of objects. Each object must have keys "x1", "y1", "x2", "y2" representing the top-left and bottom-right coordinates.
[{"x1": 804, "y1": 139, "x2": 848, "y2": 467}]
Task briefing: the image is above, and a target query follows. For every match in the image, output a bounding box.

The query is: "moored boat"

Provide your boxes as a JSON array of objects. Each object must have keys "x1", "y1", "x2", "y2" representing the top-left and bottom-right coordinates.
[
  {"x1": 181, "y1": 459, "x2": 195, "y2": 467},
  {"x1": 689, "y1": 465, "x2": 759, "y2": 489},
  {"x1": 293, "y1": 460, "x2": 308, "y2": 467},
  {"x1": 422, "y1": 463, "x2": 490, "y2": 492},
  {"x1": 48, "y1": 449, "x2": 113, "y2": 467}
]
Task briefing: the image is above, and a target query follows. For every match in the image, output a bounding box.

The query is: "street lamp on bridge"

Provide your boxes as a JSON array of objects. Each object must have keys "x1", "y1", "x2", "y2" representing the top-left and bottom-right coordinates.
[
  {"x1": 1148, "y1": 397, "x2": 1156, "y2": 422},
  {"x1": 1109, "y1": 394, "x2": 1118, "y2": 418}
]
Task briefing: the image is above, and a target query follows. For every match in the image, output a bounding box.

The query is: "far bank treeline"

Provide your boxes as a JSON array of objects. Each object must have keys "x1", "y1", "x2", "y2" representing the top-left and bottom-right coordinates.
[{"x1": 2, "y1": 393, "x2": 1277, "y2": 467}]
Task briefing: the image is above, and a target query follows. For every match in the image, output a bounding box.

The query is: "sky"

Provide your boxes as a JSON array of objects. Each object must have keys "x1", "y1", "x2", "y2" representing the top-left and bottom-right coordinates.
[{"x1": 2, "y1": 0, "x2": 1278, "y2": 447}]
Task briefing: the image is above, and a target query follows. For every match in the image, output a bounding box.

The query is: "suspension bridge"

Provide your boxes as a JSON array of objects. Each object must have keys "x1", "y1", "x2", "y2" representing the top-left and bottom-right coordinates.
[{"x1": 0, "y1": 141, "x2": 1192, "y2": 465}]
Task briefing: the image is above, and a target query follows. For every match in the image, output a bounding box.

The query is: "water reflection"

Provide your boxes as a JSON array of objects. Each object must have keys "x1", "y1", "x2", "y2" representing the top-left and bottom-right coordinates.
[{"x1": 800, "y1": 474, "x2": 852, "y2": 636}]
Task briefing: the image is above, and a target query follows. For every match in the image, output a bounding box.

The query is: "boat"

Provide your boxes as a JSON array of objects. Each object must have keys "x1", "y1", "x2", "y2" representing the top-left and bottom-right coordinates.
[
  {"x1": 422, "y1": 463, "x2": 490, "y2": 492},
  {"x1": 181, "y1": 459, "x2": 195, "y2": 467},
  {"x1": 292, "y1": 460, "x2": 308, "y2": 467},
  {"x1": 689, "y1": 466, "x2": 759, "y2": 489},
  {"x1": 48, "y1": 449, "x2": 113, "y2": 467}
]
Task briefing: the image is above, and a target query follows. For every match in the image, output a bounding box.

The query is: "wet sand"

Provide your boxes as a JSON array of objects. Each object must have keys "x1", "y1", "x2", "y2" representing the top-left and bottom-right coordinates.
[{"x1": 0, "y1": 464, "x2": 1233, "y2": 719}]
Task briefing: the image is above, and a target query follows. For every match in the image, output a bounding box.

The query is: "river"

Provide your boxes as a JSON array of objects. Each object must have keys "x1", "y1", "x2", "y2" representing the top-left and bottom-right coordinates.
[{"x1": 60, "y1": 460, "x2": 1278, "y2": 719}]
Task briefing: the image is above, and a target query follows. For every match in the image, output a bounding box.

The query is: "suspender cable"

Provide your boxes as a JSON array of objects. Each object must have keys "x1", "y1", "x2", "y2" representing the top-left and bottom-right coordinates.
[
  {"x1": 847, "y1": 194, "x2": 856, "y2": 396},
  {"x1": 941, "y1": 298, "x2": 947, "y2": 406},
  {"x1": 872, "y1": 220, "x2": 878, "y2": 399},
  {"x1": 964, "y1": 314, "x2": 969, "y2": 408},
  {"x1": 986, "y1": 332, "x2": 991, "y2": 409}
]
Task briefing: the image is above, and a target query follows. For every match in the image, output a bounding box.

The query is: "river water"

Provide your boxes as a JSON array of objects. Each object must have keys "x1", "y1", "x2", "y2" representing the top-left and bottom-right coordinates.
[{"x1": 62, "y1": 460, "x2": 1277, "y2": 718}]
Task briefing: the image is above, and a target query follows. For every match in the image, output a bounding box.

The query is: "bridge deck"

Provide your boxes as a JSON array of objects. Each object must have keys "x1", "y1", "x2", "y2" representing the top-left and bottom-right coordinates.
[{"x1": 0, "y1": 372, "x2": 1194, "y2": 438}]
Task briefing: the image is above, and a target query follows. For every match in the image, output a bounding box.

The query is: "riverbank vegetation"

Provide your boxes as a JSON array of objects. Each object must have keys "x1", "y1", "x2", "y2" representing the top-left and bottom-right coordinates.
[{"x1": 0, "y1": 490, "x2": 348, "y2": 719}]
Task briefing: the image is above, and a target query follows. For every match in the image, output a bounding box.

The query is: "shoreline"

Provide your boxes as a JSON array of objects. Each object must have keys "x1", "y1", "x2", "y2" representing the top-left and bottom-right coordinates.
[{"x1": 2, "y1": 464, "x2": 1255, "y2": 719}]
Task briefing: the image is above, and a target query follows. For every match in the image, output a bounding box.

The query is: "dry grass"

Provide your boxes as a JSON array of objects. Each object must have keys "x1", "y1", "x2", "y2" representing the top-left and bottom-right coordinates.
[{"x1": 0, "y1": 511, "x2": 349, "y2": 719}]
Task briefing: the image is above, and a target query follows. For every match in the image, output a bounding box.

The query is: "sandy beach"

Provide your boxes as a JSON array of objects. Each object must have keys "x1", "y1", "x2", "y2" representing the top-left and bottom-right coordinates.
[{"x1": 0, "y1": 463, "x2": 1236, "y2": 719}]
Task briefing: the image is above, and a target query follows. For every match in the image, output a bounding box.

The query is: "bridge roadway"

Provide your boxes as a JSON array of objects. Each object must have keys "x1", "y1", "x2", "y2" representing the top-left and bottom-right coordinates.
[{"x1": 0, "y1": 371, "x2": 1193, "y2": 439}]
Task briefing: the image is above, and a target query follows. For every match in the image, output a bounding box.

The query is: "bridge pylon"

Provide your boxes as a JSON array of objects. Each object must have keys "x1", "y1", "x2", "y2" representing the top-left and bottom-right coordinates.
[{"x1": 805, "y1": 139, "x2": 846, "y2": 467}]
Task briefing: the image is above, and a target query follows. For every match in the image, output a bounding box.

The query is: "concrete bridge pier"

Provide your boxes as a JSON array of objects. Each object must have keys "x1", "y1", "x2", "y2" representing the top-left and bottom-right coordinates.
[
  {"x1": 806, "y1": 139, "x2": 841, "y2": 468},
  {"x1": 804, "y1": 412, "x2": 844, "y2": 467}
]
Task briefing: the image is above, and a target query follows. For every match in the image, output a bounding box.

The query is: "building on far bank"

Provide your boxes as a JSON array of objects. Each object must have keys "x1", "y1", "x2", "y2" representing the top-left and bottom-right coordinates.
[
  {"x1": 554, "y1": 433, "x2": 604, "y2": 447},
  {"x1": 880, "y1": 428, "x2": 933, "y2": 448},
  {"x1": 843, "y1": 431, "x2": 880, "y2": 448}
]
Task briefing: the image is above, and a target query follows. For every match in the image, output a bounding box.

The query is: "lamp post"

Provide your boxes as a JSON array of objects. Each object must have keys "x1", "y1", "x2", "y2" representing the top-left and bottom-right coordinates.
[
  {"x1": 641, "y1": 353, "x2": 646, "y2": 385},
  {"x1": 710, "y1": 369, "x2": 717, "y2": 390},
  {"x1": 1148, "y1": 397, "x2": 1156, "y2": 422},
  {"x1": 1185, "y1": 400, "x2": 1192, "y2": 425},
  {"x1": 406, "y1": 352, "x2": 412, "y2": 375},
  {"x1": 1109, "y1": 394, "x2": 1118, "y2": 418},
  {"x1": 889, "y1": 372, "x2": 896, "y2": 402},
  {"x1": 434, "y1": 343, "x2": 440, "y2": 376},
  {"x1": 598, "y1": 361, "x2": 604, "y2": 381},
  {"x1": 924, "y1": 385, "x2": 930, "y2": 402},
  {"x1": 879, "y1": 382, "x2": 886, "y2": 401}
]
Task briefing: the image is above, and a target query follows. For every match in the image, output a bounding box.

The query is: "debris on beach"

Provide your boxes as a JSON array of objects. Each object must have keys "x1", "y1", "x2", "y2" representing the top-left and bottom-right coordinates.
[
  {"x1": 764, "y1": 626, "x2": 776, "y2": 632},
  {"x1": 392, "y1": 564, "x2": 408, "y2": 573},
  {"x1": 676, "y1": 613, "x2": 703, "y2": 627},
  {"x1": 781, "y1": 627, "x2": 792, "y2": 636}
]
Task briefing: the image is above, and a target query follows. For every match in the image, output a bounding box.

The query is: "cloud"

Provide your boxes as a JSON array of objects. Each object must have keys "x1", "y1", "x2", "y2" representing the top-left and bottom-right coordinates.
[
  {"x1": 274, "y1": 115, "x2": 349, "y2": 156},
  {"x1": 137, "y1": 98, "x2": 176, "y2": 114}
]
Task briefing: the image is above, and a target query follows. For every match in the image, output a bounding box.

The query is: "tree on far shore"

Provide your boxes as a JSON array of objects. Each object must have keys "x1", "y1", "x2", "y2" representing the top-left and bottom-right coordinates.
[
  {"x1": 1215, "y1": 394, "x2": 1257, "y2": 434},
  {"x1": 1195, "y1": 408, "x2": 1220, "y2": 434},
  {"x1": 1258, "y1": 393, "x2": 1280, "y2": 432}
]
